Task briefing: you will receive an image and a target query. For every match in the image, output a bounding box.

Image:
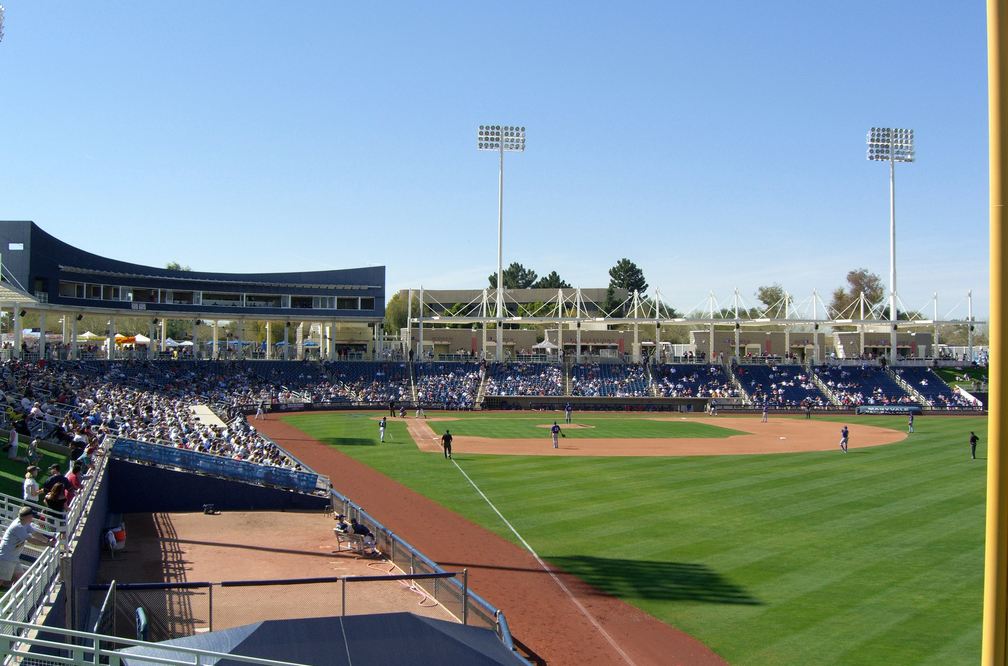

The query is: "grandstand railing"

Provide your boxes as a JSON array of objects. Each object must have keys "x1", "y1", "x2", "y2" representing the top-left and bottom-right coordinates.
[
  {"x1": 65, "y1": 440, "x2": 112, "y2": 542},
  {"x1": 111, "y1": 438, "x2": 325, "y2": 495},
  {"x1": 0, "y1": 490, "x2": 66, "y2": 537},
  {"x1": 0, "y1": 618, "x2": 308, "y2": 666},
  {"x1": 0, "y1": 541, "x2": 61, "y2": 628},
  {"x1": 328, "y1": 487, "x2": 532, "y2": 664}
]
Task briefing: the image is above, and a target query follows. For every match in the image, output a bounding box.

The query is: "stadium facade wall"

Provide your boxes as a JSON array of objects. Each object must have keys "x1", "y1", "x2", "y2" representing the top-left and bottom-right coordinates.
[
  {"x1": 107, "y1": 459, "x2": 329, "y2": 513},
  {"x1": 0, "y1": 221, "x2": 385, "y2": 320}
]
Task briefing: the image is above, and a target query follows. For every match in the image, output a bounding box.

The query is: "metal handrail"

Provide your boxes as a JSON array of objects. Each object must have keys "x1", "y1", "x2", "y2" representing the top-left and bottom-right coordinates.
[
  {"x1": 64, "y1": 440, "x2": 111, "y2": 541},
  {"x1": 328, "y1": 486, "x2": 526, "y2": 661},
  {"x1": 0, "y1": 539, "x2": 61, "y2": 625},
  {"x1": 0, "y1": 617, "x2": 309, "y2": 666}
]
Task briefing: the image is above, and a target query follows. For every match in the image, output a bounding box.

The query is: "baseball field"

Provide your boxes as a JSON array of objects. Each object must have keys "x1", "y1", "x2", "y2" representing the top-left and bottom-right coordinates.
[{"x1": 282, "y1": 410, "x2": 984, "y2": 664}]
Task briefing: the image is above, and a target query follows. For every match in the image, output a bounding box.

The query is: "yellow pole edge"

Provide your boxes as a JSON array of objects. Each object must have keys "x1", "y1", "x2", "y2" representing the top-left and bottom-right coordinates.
[{"x1": 984, "y1": 1, "x2": 1008, "y2": 664}]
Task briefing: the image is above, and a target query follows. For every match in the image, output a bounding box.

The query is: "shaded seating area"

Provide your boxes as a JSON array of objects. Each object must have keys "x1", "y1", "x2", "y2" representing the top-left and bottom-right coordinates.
[
  {"x1": 892, "y1": 366, "x2": 978, "y2": 409},
  {"x1": 815, "y1": 365, "x2": 915, "y2": 407},
  {"x1": 652, "y1": 365, "x2": 737, "y2": 398},
  {"x1": 570, "y1": 364, "x2": 649, "y2": 397},
  {"x1": 414, "y1": 363, "x2": 480, "y2": 409},
  {"x1": 733, "y1": 364, "x2": 828, "y2": 408},
  {"x1": 484, "y1": 362, "x2": 564, "y2": 396},
  {"x1": 324, "y1": 361, "x2": 412, "y2": 405}
]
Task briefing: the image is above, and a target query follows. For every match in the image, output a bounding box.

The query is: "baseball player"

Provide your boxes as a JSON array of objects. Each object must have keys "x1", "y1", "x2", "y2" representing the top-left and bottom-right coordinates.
[
  {"x1": 379, "y1": 416, "x2": 387, "y2": 443},
  {"x1": 551, "y1": 421, "x2": 565, "y2": 449},
  {"x1": 839, "y1": 425, "x2": 849, "y2": 453}
]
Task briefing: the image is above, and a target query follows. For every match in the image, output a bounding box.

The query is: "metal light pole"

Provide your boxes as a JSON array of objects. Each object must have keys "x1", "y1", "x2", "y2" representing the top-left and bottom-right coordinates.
[
  {"x1": 478, "y1": 124, "x2": 525, "y2": 361},
  {"x1": 867, "y1": 127, "x2": 915, "y2": 366},
  {"x1": 0, "y1": 5, "x2": 6, "y2": 43}
]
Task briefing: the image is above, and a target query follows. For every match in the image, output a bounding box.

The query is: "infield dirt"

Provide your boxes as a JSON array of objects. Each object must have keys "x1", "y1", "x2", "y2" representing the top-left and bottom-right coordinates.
[{"x1": 406, "y1": 414, "x2": 906, "y2": 456}]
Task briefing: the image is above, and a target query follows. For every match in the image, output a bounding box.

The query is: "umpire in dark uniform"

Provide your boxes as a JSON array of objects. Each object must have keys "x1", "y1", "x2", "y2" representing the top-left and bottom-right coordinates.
[{"x1": 441, "y1": 430, "x2": 453, "y2": 459}]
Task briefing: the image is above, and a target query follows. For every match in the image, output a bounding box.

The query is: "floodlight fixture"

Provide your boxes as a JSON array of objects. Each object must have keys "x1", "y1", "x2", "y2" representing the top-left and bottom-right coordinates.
[
  {"x1": 0, "y1": 5, "x2": 5, "y2": 43},
  {"x1": 866, "y1": 126, "x2": 916, "y2": 365},
  {"x1": 866, "y1": 127, "x2": 914, "y2": 163},
  {"x1": 477, "y1": 123, "x2": 526, "y2": 360},
  {"x1": 477, "y1": 125, "x2": 526, "y2": 152}
]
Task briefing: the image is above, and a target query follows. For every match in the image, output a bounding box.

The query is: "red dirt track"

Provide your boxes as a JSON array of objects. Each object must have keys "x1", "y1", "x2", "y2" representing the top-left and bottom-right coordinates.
[{"x1": 255, "y1": 414, "x2": 727, "y2": 666}]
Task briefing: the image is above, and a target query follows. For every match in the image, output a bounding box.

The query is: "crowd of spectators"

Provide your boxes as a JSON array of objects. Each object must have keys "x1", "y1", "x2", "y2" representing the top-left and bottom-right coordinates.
[
  {"x1": 733, "y1": 363, "x2": 828, "y2": 408},
  {"x1": 46, "y1": 361, "x2": 304, "y2": 469},
  {"x1": 892, "y1": 366, "x2": 978, "y2": 410},
  {"x1": 653, "y1": 364, "x2": 738, "y2": 398},
  {"x1": 570, "y1": 364, "x2": 649, "y2": 397},
  {"x1": 414, "y1": 363, "x2": 480, "y2": 408},
  {"x1": 484, "y1": 362, "x2": 564, "y2": 396},
  {"x1": 814, "y1": 365, "x2": 915, "y2": 407}
]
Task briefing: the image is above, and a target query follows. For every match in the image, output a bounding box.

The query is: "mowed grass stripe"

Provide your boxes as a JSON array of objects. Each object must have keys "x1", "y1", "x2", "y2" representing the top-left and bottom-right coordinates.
[
  {"x1": 745, "y1": 523, "x2": 979, "y2": 665},
  {"x1": 285, "y1": 411, "x2": 985, "y2": 665},
  {"x1": 439, "y1": 415, "x2": 744, "y2": 439}
]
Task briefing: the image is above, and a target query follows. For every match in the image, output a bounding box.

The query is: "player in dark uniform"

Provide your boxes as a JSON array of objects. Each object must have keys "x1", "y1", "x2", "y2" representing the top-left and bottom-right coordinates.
[
  {"x1": 550, "y1": 422, "x2": 564, "y2": 449},
  {"x1": 441, "y1": 430, "x2": 453, "y2": 459},
  {"x1": 970, "y1": 431, "x2": 979, "y2": 460}
]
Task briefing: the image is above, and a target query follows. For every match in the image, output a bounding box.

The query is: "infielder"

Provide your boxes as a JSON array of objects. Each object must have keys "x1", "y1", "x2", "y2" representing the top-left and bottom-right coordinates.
[{"x1": 551, "y1": 421, "x2": 565, "y2": 449}]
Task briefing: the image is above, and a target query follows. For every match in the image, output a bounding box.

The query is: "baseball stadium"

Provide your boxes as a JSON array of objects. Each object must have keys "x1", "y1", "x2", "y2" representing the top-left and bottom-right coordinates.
[{"x1": 0, "y1": 220, "x2": 990, "y2": 665}]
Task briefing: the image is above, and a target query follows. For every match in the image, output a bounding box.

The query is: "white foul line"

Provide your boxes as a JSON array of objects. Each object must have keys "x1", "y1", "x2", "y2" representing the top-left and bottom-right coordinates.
[{"x1": 451, "y1": 458, "x2": 636, "y2": 666}]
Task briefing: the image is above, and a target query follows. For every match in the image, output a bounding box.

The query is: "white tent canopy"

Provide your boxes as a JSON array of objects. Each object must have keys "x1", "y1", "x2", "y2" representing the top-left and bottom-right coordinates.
[{"x1": 532, "y1": 340, "x2": 559, "y2": 350}]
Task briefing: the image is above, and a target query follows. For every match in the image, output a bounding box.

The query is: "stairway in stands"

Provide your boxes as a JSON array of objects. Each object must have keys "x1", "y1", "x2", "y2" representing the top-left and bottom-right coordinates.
[
  {"x1": 408, "y1": 363, "x2": 418, "y2": 404},
  {"x1": 887, "y1": 368, "x2": 930, "y2": 406},
  {"x1": 811, "y1": 370, "x2": 842, "y2": 406},
  {"x1": 832, "y1": 332, "x2": 846, "y2": 359},
  {"x1": 474, "y1": 366, "x2": 489, "y2": 410}
]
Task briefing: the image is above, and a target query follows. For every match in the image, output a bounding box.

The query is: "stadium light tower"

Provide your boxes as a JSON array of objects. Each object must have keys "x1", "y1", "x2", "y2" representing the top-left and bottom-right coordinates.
[
  {"x1": 0, "y1": 5, "x2": 6, "y2": 43},
  {"x1": 478, "y1": 124, "x2": 525, "y2": 361},
  {"x1": 867, "y1": 127, "x2": 915, "y2": 365}
]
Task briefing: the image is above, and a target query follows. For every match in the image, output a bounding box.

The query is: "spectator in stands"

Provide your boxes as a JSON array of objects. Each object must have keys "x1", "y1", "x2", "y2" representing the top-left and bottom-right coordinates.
[
  {"x1": 23, "y1": 466, "x2": 39, "y2": 503},
  {"x1": 40, "y1": 464, "x2": 70, "y2": 500},
  {"x1": 7, "y1": 425, "x2": 18, "y2": 461},
  {"x1": 65, "y1": 462, "x2": 84, "y2": 499},
  {"x1": 0, "y1": 507, "x2": 55, "y2": 589},
  {"x1": 43, "y1": 483, "x2": 67, "y2": 513}
]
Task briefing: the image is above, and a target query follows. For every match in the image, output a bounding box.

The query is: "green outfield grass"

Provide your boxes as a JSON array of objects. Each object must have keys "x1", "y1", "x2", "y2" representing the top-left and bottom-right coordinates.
[
  {"x1": 284, "y1": 411, "x2": 985, "y2": 665},
  {"x1": 421, "y1": 412, "x2": 744, "y2": 439},
  {"x1": 935, "y1": 366, "x2": 988, "y2": 388},
  {"x1": 0, "y1": 437, "x2": 68, "y2": 501}
]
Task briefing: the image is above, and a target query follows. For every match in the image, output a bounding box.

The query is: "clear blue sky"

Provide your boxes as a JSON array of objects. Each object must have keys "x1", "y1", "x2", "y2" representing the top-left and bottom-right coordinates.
[{"x1": 0, "y1": 2, "x2": 989, "y2": 318}]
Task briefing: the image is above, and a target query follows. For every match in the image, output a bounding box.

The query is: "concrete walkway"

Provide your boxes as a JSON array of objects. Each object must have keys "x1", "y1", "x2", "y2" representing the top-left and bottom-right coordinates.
[{"x1": 190, "y1": 404, "x2": 227, "y2": 428}]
